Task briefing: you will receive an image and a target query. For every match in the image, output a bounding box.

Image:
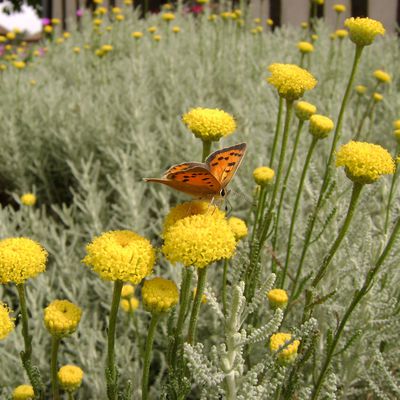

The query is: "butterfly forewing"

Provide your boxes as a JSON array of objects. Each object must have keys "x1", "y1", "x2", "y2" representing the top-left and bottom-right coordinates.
[
  {"x1": 163, "y1": 162, "x2": 206, "y2": 178},
  {"x1": 206, "y1": 143, "x2": 247, "y2": 188}
]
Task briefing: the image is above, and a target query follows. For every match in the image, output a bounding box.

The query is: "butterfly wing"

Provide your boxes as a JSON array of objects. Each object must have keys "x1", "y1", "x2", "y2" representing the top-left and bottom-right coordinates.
[
  {"x1": 144, "y1": 166, "x2": 221, "y2": 197},
  {"x1": 162, "y1": 162, "x2": 206, "y2": 178},
  {"x1": 206, "y1": 143, "x2": 247, "y2": 188}
]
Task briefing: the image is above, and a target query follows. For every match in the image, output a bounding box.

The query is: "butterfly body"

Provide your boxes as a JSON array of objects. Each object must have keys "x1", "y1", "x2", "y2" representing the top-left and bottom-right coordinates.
[{"x1": 144, "y1": 143, "x2": 247, "y2": 199}]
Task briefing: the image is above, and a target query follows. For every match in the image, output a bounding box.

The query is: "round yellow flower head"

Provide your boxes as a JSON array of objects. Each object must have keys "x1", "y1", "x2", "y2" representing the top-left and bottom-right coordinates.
[
  {"x1": 93, "y1": 18, "x2": 103, "y2": 26},
  {"x1": 0, "y1": 238, "x2": 47, "y2": 284},
  {"x1": 6, "y1": 32, "x2": 16, "y2": 40},
  {"x1": 300, "y1": 22, "x2": 308, "y2": 29},
  {"x1": 336, "y1": 141, "x2": 395, "y2": 184},
  {"x1": 73, "y1": 47, "x2": 81, "y2": 54},
  {"x1": 101, "y1": 44, "x2": 113, "y2": 52},
  {"x1": 162, "y1": 213, "x2": 236, "y2": 268},
  {"x1": 267, "y1": 289, "x2": 288, "y2": 309},
  {"x1": 120, "y1": 297, "x2": 139, "y2": 313},
  {"x1": 193, "y1": 288, "x2": 207, "y2": 304},
  {"x1": 20, "y1": 193, "x2": 36, "y2": 206},
  {"x1": 270, "y1": 333, "x2": 300, "y2": 363},
  {"x1": 44, "y1": 300, "x2": 82, "y2": 337},
  {"x1": 121, "y1": 284, "x2": 135, "y2": 298},
  {"x1": 208, "y1": 15, "x2": 218, "y2": 22},
  {"x1": 12, "y1": 385, "x2": 34, "y2": 400},
  {"x1": 297, "y1": 41, "x2": 314, "y2": 53},
  {"x1": 0, "y1": 35, "x2": 6, "y2": 43},
  {"x1": 148, "y1": 26, "x2": 157, "y2": 33},
  {"x1": 373, "y1": 93, "x2": 383, "y2": 102},
  {"x1": 182, "y1": 108, "x2": 236, "y2": 142},
  {"x1": 163, "y1": 3, "x2": 174, "y2": 9},
  {"x1": 55, "y1": 38, "x2": 64, "y2": 45},
  {"x1": 253, "y1": 166, "x2": 275, "y2": 186},
  {"x1": 373, "y1": 69, "x2": 391, "y2": 84},
  {"x1": 112, "y1": 7, "x2": 122, "y2": 14},
  {"x1": 116, "y1": 14, "x2": 125, "y2": 21},
  {"x1": 57, "y1": 365, "x2": 83, "y2": 392},
  {"x1": 95, "y1": 49, "x2": 105, "y2": 57},
  {"x1": 393, "y1": 129, "x2": 400, "y2": 143},
  {"x1": 83, "y1": 230, "x2": 155, "y2": 282},
  {"x1": 0, "y1": 303, "x2": 14, "y2": 340},
  {"x1": 221, "y1": 12, "x2": 234, "y2": 20},
  {"x1": 44, "y1": 25, "x2": 53, "y2": 34},
  {"x1": 51, "y1": 18, "x2": 60, "y2": 25},
  {"x1": 162, "y1": 12, "x2": 175, "y2": 21},
  {"x1": 132, "y1": 31, "x2": 143, "y2": 39},
  {"x1": 393, "y1": 120, "x2": 400, "y2": 130},
  {"x1": 142, "y1": 277, "x2": 179, "y2": 313},
  {"x1": 355, "y1": 84, "x2": 367, "y2": 95},
  {"x1": 344, "y1": 17, "x2": 385, "y2": 46},
  {"x1": 63, "y1": 32, "x2": 71, "y2": 39},
  {"x1": 267, "y1": 63, "x2": 317, "y2": 100},
  {"x1": 0, "y1": 64, "x2": 7, "y2": 71},
  {"x1": 172, "y1": 26, "x2": 180, "y2": 33},
  {"x1": 94, "y1": 0, "x2": 103, "y2": 4},
  {"x1": 333, "y1": 4, "x2": 346, "y2": 13},
  {"x1": 313, "y1": 0, "x2": 324, "y2": 4},
  {"x1": 295, "y1": 101, "x2": 316, "y2": 121},
  {"x1": 153, "y1": 34, "x2": 161, "y2": 41},
  {"x1": 197, "y1": 0, "x2": 209, "y2": 3},
  {"x1": 335, "y1": 29, "x2": 348, "y2": 39},
  {"x1": 311, "y1": 34, "x2": 318, "y2": 42},
  {"x1": 13, "y1": 61, "x2": 26, "y2": 70},
  {"x1": 124, "y1": 0, "x2": 133, "y2": 4},
  {"x1": 30, "y1": 80, "x2": 37, "y2": 87},
  {"x1": 267, "y1": 18, "x2": 273, "y2": 26},
  {"x1": 256, "y1": 26, "x2": 263, "y2": 33},
  {"x1": 309, "y1": 114, "x2": 334, "y2": 139},
  {"x1": 228, "y1": 217, "x2": 248, "y2": 241},
  {"x1": 163, "y1": 201, "x2": 224, "y2": 235}
]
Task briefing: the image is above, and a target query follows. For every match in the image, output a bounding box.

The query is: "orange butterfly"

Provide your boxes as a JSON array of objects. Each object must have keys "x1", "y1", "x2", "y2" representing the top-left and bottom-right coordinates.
[{"x1": 144, "y1": 143, "x2": 247, "y2": 199}]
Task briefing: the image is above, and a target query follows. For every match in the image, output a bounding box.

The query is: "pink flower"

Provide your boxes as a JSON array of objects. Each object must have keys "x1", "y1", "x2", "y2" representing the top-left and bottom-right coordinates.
[
  {"x1": 190, "y1": 5, "x2": 204, "y2": 14},
  {"x1": 41, "y1": 18, "x2": 51, "y2": 26},
  {"x1": 76, "y1": 9, "x2": 84, "y2": 17}
]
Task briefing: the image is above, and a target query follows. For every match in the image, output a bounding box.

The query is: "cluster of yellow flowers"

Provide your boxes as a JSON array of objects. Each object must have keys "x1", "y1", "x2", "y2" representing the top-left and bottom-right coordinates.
[{"x1": 44, "y1": 300, "x2": 82, "y2": 337}]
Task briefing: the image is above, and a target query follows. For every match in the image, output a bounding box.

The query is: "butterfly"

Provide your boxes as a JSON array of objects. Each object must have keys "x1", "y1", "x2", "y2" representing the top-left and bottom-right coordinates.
[{"x1": 144, "y1": 143, "x2": 247, "y2": 199}]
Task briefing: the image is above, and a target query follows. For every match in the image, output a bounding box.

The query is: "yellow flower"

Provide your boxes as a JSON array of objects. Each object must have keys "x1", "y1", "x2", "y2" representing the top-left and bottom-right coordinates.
[
  {"x1": 83, "y1": 230, "x2": 155, "y2": 282},
  {"x1": 93, "y1": 18, "x2": 103, "y2": 26},
  {"x1": 6, "y1": 32, "x2": 16, "y2": 40},
  {"x1": 153, "y1": 34, "x2": 162, "y2": 41},
  {"x1": 253, "y1": 18, "x2": 261, "y2": 24},
  {"x1": 63, "y1": 32, "x2": 71, "y2": 39},
  {"x1": 193, "y1": 288, "x2": 207, "y2": 304},
  {"x1": 55, "y1": 38, "x2": 64, "y2": 45},
  {"x1": 124, "y1": 0, "x2": 133, "y2": 4},
  {"x1": 393, "y1": 120, "x2": 400, "y2": 130},
  {"x1": 313, "y1": 0, "x2": 324, "y2": 4},
  {"x1": 20, "y1": 193, "x2": 36, "y2": 206},
  {"x1": 44, "y1": 25, "x2": 53, "y2": 34},
  {"x1": 373, "y1": 93, "x2": 383, "y2": 102},
  {"x1": 73, "y1": 47, "x2": 81, "y2": 54},
  {"x1": 250, "y1": 28, "x2": 258, "y2": 35},
  {"x1": 197, "y1": 0, "x2": 209, "y2": 3},
  {"x1": 162, "y1": 12, "x2": 175, "y2": 21},
  {"x1": 57, "y1": 365, "x2": 83, "y2": 392},
  {"x1": 336, "y1": 141, "x2": 395, "y2": 184},
  {"x1": 393, "y1": 129, "x2": 400, "y2": 143},
  {"x1": 120, "y1": 297, "x2": 139, "y2": 312},
  {"x1": 163, "y1": 201, "x2": 224, "y2": 235},
  {"x1": 12, "y1": 385, "x2": 34, "y2": 400},
  {"x1": 172, "y1": 26, "x2": 180, "y2": 33},
  {"x1": 333, "y1": 4, "x2": 346, "y2": 13},
  {"x1": 256, "y1": 26, "x2": 263, "y2": 33},
  {"x1": 13, "y1": 61, "x2": 26, "y2": 69},
  {"x1": 267, "y1": 63, "x2": 317, "y2": 100},
  {"x1": 147, "y1": 26, "x2": 157, "y2": 33},
  {"x1": 101, "y1": 44, "x2": 113, "y2": 52},
  {"x1": 116, "y1": 14, "x2": 125, "y2": 21},
  {"x1": 373, "y1": 69, "x2": 391, "y2": 84},
  {"x1": 355, "y1": 84, "x2": 367, "y2": 95},
  {"x1": 295, "y1": 101, "x2": 316, "y2": 121},
  {"x1": 228, "y1": 217, "x2": 248, "y2": 241},
  {"x1": 0, "y1": 238, "x2": 47, "y2": 284},
  {"x1": 0, "y1": 35, "x2": 6, "y2": 43},
  {"x1": 267, "y1": 289, "x2": 288, "y2": 309},
  {"x1": 344, "y1": 17, "x2": 385, "y2": 46},
  {"x1": 163, "y1": 3, "x2": 174, "y2": 9},
  {"x1": 208, "y1": 15, "x2": 217, "y2": 22},
  {"x1": 335, "y1": 29, "x2": 348, "y2": 39},
  {"x1": 162, "y1": 213, "x2": 236, "y2": 268},
  {"x1": 121, "y1": 284, "x2": 135, "y2": 298},
  {"x1": 0, "y1": 303, "x2": 14, "y2": 340},
  {"x1": 44, "y1": 300, "x2": 82, "y2": 337},
  {"x1": 51, "y1": 18, "x2": 60, "y2": 25},
  {"x1": 311, "y1": 34, "x2": 318, "y2": 42},
  {"x1": 142, "y1": 277, "x2": 179, "y2": 313},
  {"x1": 270, "y1": 333, "x2": 300, "y2": 363},
  {"x1": 112, "y1": 7, "x2": 122, "y2": 14},
  {"x1": 95, "y1": 49, "x2": 105, "y2": 57},
  {"x1": 267, "y1": 18, "x2": 273, "y2": 26},
  {"x1": 253, "y1": 166, "x2": 275, "y2": 186},
  {"x1": 300, "y1": 22, "x2": 308, "y2": 29},
  {"x1": 221, "y1": 12, "x2": 234, "y2": 20},
  {"x1": 95, "y1": 6, "x2": 107, "y2": 15},
  {"x1": 182, "y1": 108, "x2": 236, "y2": 142},
  {"x1": 132, "y1": 31, "x2": 143, "y2": 39},
  {"x1": 297, "y1": 41, "x2": 314, "y2": 53},
  {"x1": 309, "y1": 115, "x2": 334, "y2": 139},
  {"x1": 30, "y1": 80, "x2": 37, "y2": 86},
  {"x1": 94, "y1": 0, "x2": 103, "y2": 4}
]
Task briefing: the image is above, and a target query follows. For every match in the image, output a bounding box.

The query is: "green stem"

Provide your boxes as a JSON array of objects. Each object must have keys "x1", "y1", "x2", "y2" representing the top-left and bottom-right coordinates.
[
  {"x1": 384, "y1": 152, "x2": 399, "y2": 233},
  {"x1": 311, "y1": 216, "x2": 400, "y2": 399},
  {"x1": 282, "y1": 137, "x2": 318, "y2": 289},
  {"x1": 294, "y1": 45, "x2": 364, "y2": 299},
  {"x1": 202, "y1": 140, "x2": 212, "y2": 162},
  {"x1": 269, "y1": 97, "x2": 284, "y2": 167},
  {"x1": 187, "y1": 267, "x2": 208, "y2": 344},
  {"x1": 142, "y1": 313, "x2": 160, "y2": 400},
  {"x1": 106, "y1": 280, "x2": 123, "y2": 400},
  {"x1": 251, "y1": 186, "x2": 268, "y2": 243},
  {"x1": 299, "y1": 53, "x2": 305, "y2": 68},
  {"x1": 311, "y1": 182, "x2": 363, "y2": 289},
  {"x1": 50, "y1": 336, "x2": 60, "y2": 400},
  {"x1": 222, "y1": 259, "x2": 229, "y2": 315},
  {"x1": 354, "y1": 82, "x2": 379, "y2": 140},
  {"x1": 67, "y1": 392, "x2": 74, "y2": 400},
  {"x1": 272, "y1": 120, "x2": 305, "y2": 273}
]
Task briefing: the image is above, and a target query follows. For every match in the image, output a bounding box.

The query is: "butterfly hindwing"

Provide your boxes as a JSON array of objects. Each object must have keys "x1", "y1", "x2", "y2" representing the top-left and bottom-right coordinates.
[{"x1": 206, "y1": 143, "x2": 247, "y2": 188}]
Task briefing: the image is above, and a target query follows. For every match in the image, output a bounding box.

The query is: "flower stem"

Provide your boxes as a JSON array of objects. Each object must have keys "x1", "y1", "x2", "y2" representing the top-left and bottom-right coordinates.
[
  {"x1": 142, "y1": 313, "x2": 160, "y2": 400},
  {"x1": 202, "y1": 140, "x2": 212, "y2": 162},
  {"x1": 187, "y1": 267, "x2": 208, "y2": 344},
  {"x1": 50, "y1": 336, "x2": 61, "y2": 400},
  {"x1": 106, "y1": 280, "x2": 123, "y2": 400},
  {"x1": 311, "y1": 216, "x2": 400, "y2": 399},
  {"x1": 282, "y1": 137, "x2": 318, "y2": 289},
  {"x1": 222, "y1": 259, "x2": 229, "y2": 315},
  {"x1": 384, "y1": 150, "x2": 399, "y2": 233},
  {"x1": 269, "y1": 97, "x2": 284, "y2": 167},
  {"x1": 67, "y1": 392, "x2": 75, "y2": 400}
]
